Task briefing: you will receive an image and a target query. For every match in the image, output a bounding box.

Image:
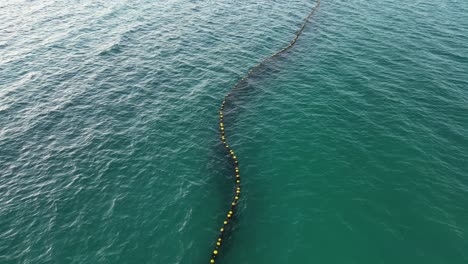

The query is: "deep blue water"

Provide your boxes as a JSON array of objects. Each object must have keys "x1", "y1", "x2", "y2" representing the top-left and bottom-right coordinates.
[{"x1": 1, "y1": 0, "x2": 468, "y2": 263}]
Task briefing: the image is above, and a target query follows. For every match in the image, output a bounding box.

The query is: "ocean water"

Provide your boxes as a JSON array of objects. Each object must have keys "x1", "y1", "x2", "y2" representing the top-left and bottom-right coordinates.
[{"x1": 1, "y1": 0, "x2": 468, "y2": 263}]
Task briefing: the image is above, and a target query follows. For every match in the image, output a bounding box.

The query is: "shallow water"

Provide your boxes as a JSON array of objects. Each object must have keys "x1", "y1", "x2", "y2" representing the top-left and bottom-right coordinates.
[{"x1": 1, "y1": 0, "x2": 468, "y2": 263}]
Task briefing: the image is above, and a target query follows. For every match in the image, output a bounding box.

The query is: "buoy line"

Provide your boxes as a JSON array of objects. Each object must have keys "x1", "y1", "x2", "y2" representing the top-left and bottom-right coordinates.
[{"x1": 210, "y1": 1, "x2": 320, "y2": 263}]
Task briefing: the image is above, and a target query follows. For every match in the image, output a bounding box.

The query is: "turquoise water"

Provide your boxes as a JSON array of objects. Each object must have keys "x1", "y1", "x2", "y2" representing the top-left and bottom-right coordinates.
[{"x1": 1, "y1": 0, "x2": 468, "y2": 263}]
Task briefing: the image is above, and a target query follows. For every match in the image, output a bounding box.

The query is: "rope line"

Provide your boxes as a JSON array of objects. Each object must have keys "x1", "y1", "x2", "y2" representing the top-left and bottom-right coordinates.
[{"x1": 210, "y1": 1, "x2": 320, "y2": 263}]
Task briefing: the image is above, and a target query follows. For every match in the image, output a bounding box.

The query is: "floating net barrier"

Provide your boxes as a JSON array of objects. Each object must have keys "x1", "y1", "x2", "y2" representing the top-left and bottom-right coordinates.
[{"x1": 209, "y1": 1, "x2": 321, "y2": 263}]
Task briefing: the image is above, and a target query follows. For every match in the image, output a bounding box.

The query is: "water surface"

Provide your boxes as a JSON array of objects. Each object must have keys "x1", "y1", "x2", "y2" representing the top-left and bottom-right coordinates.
[{"x1": 1, "y1": 0, "x2": 468, "y2": 263}]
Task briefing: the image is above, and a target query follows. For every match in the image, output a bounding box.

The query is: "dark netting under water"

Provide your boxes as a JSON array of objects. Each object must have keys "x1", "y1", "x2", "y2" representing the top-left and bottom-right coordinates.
[{"x1": 209, "y1": 1, "x2": 321, "y2": 263}]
